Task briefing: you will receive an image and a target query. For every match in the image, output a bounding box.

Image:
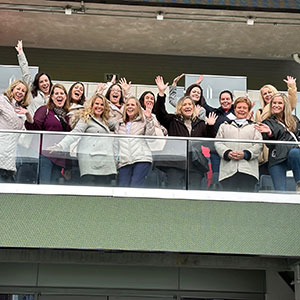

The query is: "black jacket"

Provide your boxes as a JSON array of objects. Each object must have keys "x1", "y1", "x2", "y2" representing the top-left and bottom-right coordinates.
[
  {"x1": 155, "y1": 94, "x2": 216, "y2": 138},
  {"x1": 262, "y1": 115, "x2": 300, "y2": 168},
  {"x1": 203, "y1": 101, "x2": 235, "y2": 131},
  {"x1": 153, "y1": 94, "x2": 216, "y2": 171}
]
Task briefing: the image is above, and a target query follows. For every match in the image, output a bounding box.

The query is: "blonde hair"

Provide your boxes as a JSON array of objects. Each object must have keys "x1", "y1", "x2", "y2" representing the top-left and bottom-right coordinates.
[
  {"x1": 260, "y1": 84, "x2": 278, "y2": 106},
  {"x1": 47, "y1": 83, "x2": 69, "y2": 111},
  {"x1": 81, "y1": 94, "x2": 110, "y2": 125},
  {"x1": 123, "y1": 97, "x2": 144, "y2": 122},
  {"x1": 270, "y1": 93, "x2": 297, "y2": 132},
  {"x1": 4, "y1": 80, "x2": 30, "y2": 108},
  {"x1": 176, "y1": 96, "x2": 197, "y2": 120}
]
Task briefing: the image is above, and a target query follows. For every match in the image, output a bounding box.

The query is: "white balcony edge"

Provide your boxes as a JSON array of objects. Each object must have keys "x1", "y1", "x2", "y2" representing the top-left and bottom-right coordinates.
[{"x1": 0, "y1": 183, "x2": 299, "y2": 205}]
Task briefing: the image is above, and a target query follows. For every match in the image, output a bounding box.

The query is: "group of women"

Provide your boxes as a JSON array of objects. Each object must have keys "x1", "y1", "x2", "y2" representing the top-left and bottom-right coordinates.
[
  {"x1": 0, "y1": 40, "x2": 299, "y2": 192},
  {"x1": 164, "y1": 72, "x2": 299, "y2": 192}
]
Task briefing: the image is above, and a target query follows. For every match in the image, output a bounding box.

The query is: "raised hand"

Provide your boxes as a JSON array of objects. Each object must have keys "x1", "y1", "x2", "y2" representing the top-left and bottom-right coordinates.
[
  {"x1": 155, "y1": 75, "x2": 169, "y2": 96},
  {"x1": 245, "y1": 101, "x2": 255, "y2": 120},
  {"x1": 144, "y1": 101, "x2": 153, "y2": 119},
  {"x1": 195, "y1": 104, "x2": 201, "y2": 117},
  {"x1": 172, "y1": 73, "x2": 185, "y2": 86},
  {"x1": 15, "y1": 107, "x2": 33, "y2": 123},
  {"x1": 119, "y1": 77, "x2": 131, "y2": 94},
  {"x1": 97, "y1": 82, "x2": 106, "y2": 94},
  {"x1": 110, "y1": 74, "x2": 116, "y2": 84},
  {"x1": 15, "y1": 40, "x2": 23, "y2": 55},
  {"x1": 283, "y1": 76, "x2": 296, "y2": 85},
  {"x1": 247, "y1": 111, "x2": 254, "y2": 120},
  {"x1": 15, "y1": 106, "x2": 27, "y2": 115},
  {"x1": 205, "y1": 112, "x2": 218, "y2": 125},
  {"x1": 195, "y1": 75, "x2": 204, "y2": 85}
]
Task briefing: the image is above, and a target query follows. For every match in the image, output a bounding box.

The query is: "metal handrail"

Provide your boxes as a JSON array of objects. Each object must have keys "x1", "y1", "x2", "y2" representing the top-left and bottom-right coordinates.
[{"x1": 0, "y1": 129, "x2": 299, "y2": 146}]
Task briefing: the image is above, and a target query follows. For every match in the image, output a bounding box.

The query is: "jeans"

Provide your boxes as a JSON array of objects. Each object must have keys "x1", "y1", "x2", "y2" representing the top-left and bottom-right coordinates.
[
  {"x1": 210, "y1": 153, "x2": 221, "y2": 173},
  {"x1": 118, "y1": 162, "x2": 151, "y2": 187},
  {"x1": 39, "y1": 155, "x2": 62, "y2": 184},
  {"x1": 269, "y1": 148, "x2": 300, "y2": 191}
]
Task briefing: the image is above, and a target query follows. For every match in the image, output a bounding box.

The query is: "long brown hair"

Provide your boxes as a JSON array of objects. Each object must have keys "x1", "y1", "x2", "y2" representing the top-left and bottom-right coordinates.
[
  {"x1": 184, "y1": 84, "x2": 205, "y2": 106},
  {"x1": 105, "y1": 83, "x2": 124, "y2": 105},
  {"x1": 46, "y1": 83, "x2": 69, "y2": 111},
  {"x1": 68, "y1": 81, "x2": 86, "y2": 105}
]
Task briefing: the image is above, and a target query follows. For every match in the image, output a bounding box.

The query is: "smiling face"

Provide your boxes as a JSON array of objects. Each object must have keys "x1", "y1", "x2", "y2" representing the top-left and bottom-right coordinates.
[
  {"x1": 189, "y1": 86, "x2": 201, "y2": 102},
  {"x1": 109, "y1": 84, "x2": 122, "y2": 105},
  {"x1": 71, "y1": 83, "x2": 84, "y2": 103},
  {"x1": 234, "y1": 101, "x2": 250, "y2": 119},
  {"x1": 12, "y1": 83, "x2": 27, "y2": 102},
  {"x1": 181, "y1": 98, "x2": 194, "y2": 118},
  {"x1": 271, "y1": 96, "x2": 285, "y2": 115},
  {"x1": 38, "y1": 74, "x2": 51, "y2": 95},
  {"x1": 51, "y1": 87, "x2": 67, "y2": 108},
  {"x1": 219, "y1": 92, "x2": 233, "y2": 111},
  {"x1": 126, "y1": 98, "x2": 138, "y2": 121},
  {"x1": 92, "y1": 97, "x2": 104, "y2": 118},
  {"x1": 143, "y1": 92, "x2": 155, "y2": 108},
  {"x1": 261, "y1": 87, "x2": 274, "y2": 104}
]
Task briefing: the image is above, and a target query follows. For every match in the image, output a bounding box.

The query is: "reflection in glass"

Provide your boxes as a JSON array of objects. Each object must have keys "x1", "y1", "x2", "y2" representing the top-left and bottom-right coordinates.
[
  {"x1": 45, "y1": 133, "x2": 116, "y2": 187},
  {"x1": 16, "y1": 132, "x2": 40, "y2": 184}
]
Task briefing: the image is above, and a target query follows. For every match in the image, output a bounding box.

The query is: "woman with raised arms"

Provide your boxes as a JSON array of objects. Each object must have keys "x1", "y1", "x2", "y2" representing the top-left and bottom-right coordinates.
[
  {"x1": 154, "y1": 75, "x2": 217, "y2": 189},
  {"x1": 114, "y1": 96, "x2": 156, "y2": 187}
]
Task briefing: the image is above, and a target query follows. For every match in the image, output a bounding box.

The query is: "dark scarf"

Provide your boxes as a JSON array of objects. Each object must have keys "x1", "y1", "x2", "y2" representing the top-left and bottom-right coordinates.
[{"x1": 53, "y1": 107, "x2": 68, "y2": 130}]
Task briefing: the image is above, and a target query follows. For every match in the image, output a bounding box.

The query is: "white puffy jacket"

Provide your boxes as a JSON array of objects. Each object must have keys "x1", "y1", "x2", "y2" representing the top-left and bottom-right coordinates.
[{"x1": 114, "y1": 116, "x2": 156, "y2": 169}]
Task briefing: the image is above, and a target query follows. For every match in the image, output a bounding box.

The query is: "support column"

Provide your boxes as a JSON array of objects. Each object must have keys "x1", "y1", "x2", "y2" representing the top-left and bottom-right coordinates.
[{"x1": 295, "y1": 264, "x2": 300, "y2": 300}]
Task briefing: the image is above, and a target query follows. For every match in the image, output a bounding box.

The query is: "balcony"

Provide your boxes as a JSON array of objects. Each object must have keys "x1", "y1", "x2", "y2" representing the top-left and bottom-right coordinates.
[{"x1": 0, "y1": 129, "x2": 299, "y2": 258}]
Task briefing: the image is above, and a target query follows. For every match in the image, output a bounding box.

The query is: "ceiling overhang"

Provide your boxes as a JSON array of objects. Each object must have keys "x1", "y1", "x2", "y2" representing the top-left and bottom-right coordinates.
[{"x1": 0, "y1": 0, "x2": 300, "y2": 61}]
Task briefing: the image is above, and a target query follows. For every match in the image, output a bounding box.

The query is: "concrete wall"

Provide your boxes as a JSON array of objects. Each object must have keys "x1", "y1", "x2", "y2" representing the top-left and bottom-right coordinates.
[{"x1": 1, "y1": 46, "x2": 300, "y2": 90}]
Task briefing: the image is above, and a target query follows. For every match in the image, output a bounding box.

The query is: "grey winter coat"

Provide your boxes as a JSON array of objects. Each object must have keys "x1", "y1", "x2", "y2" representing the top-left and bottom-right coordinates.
[
  {"x1": 58, "y1": 116, "x2": 117, "y2": 177},
  {"x1": 18, "y1": 52, "x2": 48, "y2": 115},
  {"x1": 215, "y1": 120, "x2": 263, "y2": 181},
  {"x1": 114, "y1": 116, "x2": 156, "y2": 169},
  {"x1": 0, "y1": 95, "x2": 24, "y2": 172},
  {"x1": 109, "y1": 101, "x2": 123, "y2": 121}
]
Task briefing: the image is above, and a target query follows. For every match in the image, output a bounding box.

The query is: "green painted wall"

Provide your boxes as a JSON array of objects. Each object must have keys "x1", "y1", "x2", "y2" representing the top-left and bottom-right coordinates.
[
  {"x1": 1, "y1": 46, "x2": 300, "y2": 90},
  {"x1": 0, "y1": 193, "x2": 300, "y2": 257}
]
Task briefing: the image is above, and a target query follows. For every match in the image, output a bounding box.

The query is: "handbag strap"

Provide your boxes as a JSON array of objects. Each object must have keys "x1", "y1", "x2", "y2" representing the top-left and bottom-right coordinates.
[{"x1": 277, "y1": 120, "x2": 299, "y2": 143}]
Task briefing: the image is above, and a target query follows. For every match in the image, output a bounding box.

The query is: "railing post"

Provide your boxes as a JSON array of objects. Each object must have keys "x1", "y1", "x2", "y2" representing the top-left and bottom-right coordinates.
[
  {"x1": 185, "y1": 140, "x2": 189, "y2": 190},
  {"x1": 295, "y1": 263, "x2": 300, "y2": 300}
]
